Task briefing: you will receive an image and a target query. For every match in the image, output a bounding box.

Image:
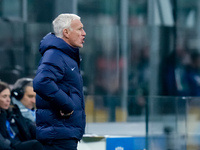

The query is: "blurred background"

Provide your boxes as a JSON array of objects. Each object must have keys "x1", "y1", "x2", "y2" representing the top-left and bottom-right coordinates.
[{"x1": 1, "y1": 0, "x2": 200, "y2": 149}]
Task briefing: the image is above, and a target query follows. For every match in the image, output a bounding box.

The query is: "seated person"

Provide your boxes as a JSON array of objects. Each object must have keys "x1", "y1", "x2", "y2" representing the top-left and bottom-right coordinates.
[
  {"x1": 11, "y1": 78, "x2": 36, "y2": 122},
  {"x1": 0, "y1": 81, "x2": 43, "y2": 150}
]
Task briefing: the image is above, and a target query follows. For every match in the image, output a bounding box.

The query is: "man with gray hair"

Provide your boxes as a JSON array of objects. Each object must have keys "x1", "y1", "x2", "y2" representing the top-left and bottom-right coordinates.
[
  {"x1": 11, "y1": 78, "x2": 36, "y2": 122},
  {"x1": 33, "y1": 13, "x2": 86, "y2": 150}
]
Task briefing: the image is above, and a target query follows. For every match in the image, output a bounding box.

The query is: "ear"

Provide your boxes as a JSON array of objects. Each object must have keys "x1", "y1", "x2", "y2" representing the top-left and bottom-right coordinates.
[{"x1": 63, "y1": 28, "x2": 70, "y2": 38}]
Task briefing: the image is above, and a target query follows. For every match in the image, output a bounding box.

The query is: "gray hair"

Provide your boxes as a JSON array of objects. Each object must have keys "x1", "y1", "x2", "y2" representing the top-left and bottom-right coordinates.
[
  {"x1": 52, "y1": 13, "x2": 80, "y2": 38},
  {"x1": 13, "y1": 78, "x2": 33, "y2": 91}
]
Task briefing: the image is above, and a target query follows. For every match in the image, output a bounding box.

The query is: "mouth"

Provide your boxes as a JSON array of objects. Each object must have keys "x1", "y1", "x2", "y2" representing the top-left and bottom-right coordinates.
[{"x1": 82, "y1": 37, "x2": 85, "y2": 43}]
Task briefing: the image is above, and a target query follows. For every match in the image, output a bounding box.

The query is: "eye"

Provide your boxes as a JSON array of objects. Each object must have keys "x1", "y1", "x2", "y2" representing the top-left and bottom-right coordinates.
[
  {"x1": 2, "y1": 95, "x2": 7, "y2": 98},
  {"x1": 79, "y1": 27, "x2": 83, "y2": 30},
  {"x1": 28, "y1": 95, "x2": 33, "y2": 98}
]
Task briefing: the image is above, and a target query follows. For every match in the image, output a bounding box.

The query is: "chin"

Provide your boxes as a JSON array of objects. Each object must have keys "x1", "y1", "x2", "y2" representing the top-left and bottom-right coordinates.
[
  {"x1": 3, "y1": 106, "x2": 9, "y2": 110},
  {"x1": 79, "y1": 44, "x2": 83, "y2": 48}
]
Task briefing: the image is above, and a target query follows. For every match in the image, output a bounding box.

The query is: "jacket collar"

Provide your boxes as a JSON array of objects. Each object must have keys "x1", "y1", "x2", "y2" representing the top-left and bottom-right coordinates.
[{"x1": 39, "y1": 33, "x2": 80, "y2": 66}]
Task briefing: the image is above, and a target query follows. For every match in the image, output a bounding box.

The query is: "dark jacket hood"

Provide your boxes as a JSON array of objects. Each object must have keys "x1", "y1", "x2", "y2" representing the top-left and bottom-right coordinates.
[{"x1": 39, "y1": 32, "x2": 80, "y2": 66}]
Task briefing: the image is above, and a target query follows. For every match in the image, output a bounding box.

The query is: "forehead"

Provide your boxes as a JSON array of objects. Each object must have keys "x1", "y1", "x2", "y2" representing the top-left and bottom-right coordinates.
[
  {"x1": 71, "y1": 19, "x2": 83, "y2": 28},
  {"x1": 0, "y1": 88, "x2": 10, "y2": 95},
  {"x1": 25, "y1": 86, "x2": 34, "y2": 92}
]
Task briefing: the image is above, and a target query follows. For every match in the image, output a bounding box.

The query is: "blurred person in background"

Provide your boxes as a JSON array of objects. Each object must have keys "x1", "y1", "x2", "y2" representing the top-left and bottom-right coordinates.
[
  {"x1": 11, "y1": 78, "x2": 36, "y2": 122},
  {"x1": 33, "y1": 13, "x2": 86, "y2": 150},
  {"x1": 185, "y1": 50, "x2": 200, "y2": 96},
  {"x1": 160, "y1": 45, "x2": 190, "y2": 114},
  {"x1": 0, "y1": 81, "x2": 43, "y2": 150},
  {"x1": 128, "y1": 46, "x2": 149, "y2": 116}
]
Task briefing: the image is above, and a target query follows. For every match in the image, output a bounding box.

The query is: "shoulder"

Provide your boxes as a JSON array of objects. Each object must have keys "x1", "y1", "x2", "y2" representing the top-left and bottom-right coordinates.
[
  {"x1": 9, "y1": 104, "x2": 22, "y2": 116},
  {"x1": 43, "y1": 49, "x2": 64, "y2": 59},
  {"x1": 41, "y1": 49, "x2": 68, "y2": 64},
  {"x1": 12, "y1": 98, "x2": 24, "y2": 108}
]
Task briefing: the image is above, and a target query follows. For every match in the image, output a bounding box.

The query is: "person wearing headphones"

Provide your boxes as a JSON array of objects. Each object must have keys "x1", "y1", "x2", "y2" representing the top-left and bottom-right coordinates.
[
  {"x1": 0, "y1": 81, "x2": 43, "y2": 150},
  {"x1": 11, "y1": 78, "x2": 36, "y2": 122}
]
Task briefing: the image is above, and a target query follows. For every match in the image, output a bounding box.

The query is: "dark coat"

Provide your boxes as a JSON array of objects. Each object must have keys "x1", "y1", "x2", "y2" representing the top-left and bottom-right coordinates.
[
  {"x1": 33, "y1": 33, "x2": 86, "y2": 143},
  {"x1": 0, "y1": 105, "x2": 36, "y2": 149}
]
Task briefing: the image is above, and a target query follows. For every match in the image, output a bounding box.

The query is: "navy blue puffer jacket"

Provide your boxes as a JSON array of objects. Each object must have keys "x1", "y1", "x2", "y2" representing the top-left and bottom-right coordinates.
[{"x1": 33, "y1": 33, "x2": 85, "y2": 143}]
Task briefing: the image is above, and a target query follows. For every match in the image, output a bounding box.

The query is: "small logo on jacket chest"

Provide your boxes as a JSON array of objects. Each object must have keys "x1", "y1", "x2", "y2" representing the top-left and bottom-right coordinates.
[{"x1": 71, "y1": 67, "x2": 76, "y2": 71}]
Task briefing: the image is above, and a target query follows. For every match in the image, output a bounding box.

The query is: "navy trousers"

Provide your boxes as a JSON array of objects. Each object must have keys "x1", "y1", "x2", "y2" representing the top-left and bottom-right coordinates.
[{"x1": 42, "y1": 139, "x2": 78, "y2": 150}]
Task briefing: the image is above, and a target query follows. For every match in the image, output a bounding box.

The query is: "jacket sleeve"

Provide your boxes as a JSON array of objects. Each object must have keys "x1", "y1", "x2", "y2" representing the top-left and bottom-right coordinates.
[
  {"x1": 0, "y1": 133, "x2": 12, "y2": 150},
  {"x1": 33, "y1": 50, "x2": 75, "y2": 113}
]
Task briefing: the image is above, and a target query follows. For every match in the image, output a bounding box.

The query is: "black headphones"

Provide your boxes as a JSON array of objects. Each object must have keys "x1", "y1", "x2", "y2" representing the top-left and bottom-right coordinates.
[{"x1": 11, "y1": 78, "x2": 33, "y2": 101}]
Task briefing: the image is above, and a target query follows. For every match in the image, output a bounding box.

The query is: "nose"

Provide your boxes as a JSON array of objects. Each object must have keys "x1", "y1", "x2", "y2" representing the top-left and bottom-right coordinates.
[
  {"x1": 31, "y1": 97, "x2": 36, "y2": 103},
  {"x1": 7, "y1": 96, "x2": 11, "y2": 103},
  {"x1": 82, "y1": 29, "x2": 86, "y2": 36}
]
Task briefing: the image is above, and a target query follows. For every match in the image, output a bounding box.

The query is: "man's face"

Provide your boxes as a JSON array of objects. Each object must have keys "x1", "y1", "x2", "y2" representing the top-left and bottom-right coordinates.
[
  {"x1": 64, "y1": 19, "x2": 86, "y2": 48},
  {"x1": 21, "y1": 86, "x2": 36, "y2": 109},
  {"x1": 0, "y1": 88, "x2": 11, "y2": 110}
]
